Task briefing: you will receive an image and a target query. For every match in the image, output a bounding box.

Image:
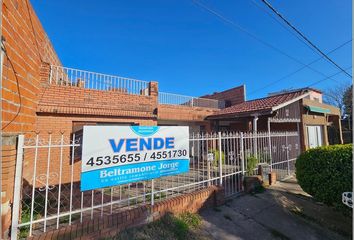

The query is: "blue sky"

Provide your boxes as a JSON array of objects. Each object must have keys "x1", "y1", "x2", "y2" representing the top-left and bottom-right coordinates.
[{"x1": 31, "y1": 0, "x2": 352, "y2": 100}]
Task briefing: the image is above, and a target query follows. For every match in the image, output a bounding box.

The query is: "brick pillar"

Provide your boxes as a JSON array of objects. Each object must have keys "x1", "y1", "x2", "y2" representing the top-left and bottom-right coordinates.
[
  {"x1": 1, "y1": 134, "x2": 18, "y2": 239},
  {"x1": 149, "y1": 81, "x2": 158, "y2": 116},
  {"x1": 149, "y1": 81, "x2": 158, "y2": 97},
  {"x1": 40, "y1": 61, "x2": 51, "y2": 87}
]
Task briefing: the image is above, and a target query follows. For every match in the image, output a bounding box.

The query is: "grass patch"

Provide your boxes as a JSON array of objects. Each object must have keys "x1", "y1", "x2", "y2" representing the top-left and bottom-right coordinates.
[
  {"x1": 113, "y1": 212, "x2": 204, "y2": 240},
  {"x1": 177, "y1": 212, "x2": 202, "y2": 229},
  {"x1": 18, "y1": 196, "x2": 47, "y2": 239}
]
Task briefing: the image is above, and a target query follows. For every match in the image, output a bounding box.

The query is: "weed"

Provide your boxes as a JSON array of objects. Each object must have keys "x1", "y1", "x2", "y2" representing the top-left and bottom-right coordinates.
[
  {"x1": 114, "y1": 212, "x2": 203, "y2": 240},
  {"x1": 177, "y1": 212, "x2": 202, "y2": 229}
]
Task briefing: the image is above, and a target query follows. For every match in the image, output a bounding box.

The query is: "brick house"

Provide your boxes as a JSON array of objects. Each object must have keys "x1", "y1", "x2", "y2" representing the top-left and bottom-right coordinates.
[
  {"x1": 0, "y1": 0, "x2": 343, "y2": 238},
  {"x1": 207, "y1": 88, "x2": 343, "y2": 151}
]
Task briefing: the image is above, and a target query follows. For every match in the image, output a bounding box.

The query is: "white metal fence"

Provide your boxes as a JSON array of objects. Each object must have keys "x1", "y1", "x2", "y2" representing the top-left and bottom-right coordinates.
[
  {"x1": 158, "y1": 92, "x2": 224, "y2": 109},
  {"x1": 49, "y1": 66, "x2": 150, "y2": 95},
  {"x1": 12, "y1": 131, "x2": 299, "y2": 239}
]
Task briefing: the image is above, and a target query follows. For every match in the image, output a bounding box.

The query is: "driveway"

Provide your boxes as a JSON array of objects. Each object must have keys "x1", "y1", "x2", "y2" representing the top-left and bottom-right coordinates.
[{"x1": 196, "y1": 178, "x2": 351, "y2": 240}]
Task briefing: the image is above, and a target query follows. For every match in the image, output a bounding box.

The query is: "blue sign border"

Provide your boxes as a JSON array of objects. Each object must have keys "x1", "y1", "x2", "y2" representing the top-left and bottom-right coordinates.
[{"x1": 81, "y1": 159, "x2": 189, "y2": 191}]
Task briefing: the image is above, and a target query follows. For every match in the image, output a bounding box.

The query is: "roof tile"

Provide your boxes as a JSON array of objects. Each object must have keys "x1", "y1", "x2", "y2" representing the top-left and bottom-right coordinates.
[{"x1": 210, "y1": 89, "x2": 308, "y2": 117}]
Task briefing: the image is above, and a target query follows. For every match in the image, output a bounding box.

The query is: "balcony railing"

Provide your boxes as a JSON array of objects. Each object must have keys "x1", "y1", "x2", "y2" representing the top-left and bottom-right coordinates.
[
  {"x1": 49, "y1": 66, "x2": 224, "y2": 108},
  {"x1": 49, "y1": 66, "x2": 150, "y2": 95},
  {"x1": 159, "y1": 92, "x2": 224, "y2": 109}
]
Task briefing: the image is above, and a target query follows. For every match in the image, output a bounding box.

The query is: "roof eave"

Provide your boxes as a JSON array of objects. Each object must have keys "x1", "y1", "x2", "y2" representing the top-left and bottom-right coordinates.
[
  {"x1": 271, "y1": 92, "x2": 311, "y2": 111},
  {"x1": 206, "y1": 109, "x2": 273, "y2": 120}
]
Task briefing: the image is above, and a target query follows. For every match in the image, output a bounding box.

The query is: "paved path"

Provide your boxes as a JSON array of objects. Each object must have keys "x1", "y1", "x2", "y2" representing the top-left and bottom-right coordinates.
[{"x1": 196, "y1": 178, "x2": 351, "y2": 240}]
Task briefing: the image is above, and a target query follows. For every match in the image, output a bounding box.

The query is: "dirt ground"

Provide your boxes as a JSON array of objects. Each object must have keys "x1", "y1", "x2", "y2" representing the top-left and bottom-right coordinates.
[{"x1": 111, "y1": 178, "x2": 352, "y2": 240}]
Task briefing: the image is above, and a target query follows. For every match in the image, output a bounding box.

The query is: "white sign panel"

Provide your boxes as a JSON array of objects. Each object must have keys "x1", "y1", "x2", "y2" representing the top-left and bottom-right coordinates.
[{"x1": 81, "y1": 126, "x2": 189, "y2": 191}]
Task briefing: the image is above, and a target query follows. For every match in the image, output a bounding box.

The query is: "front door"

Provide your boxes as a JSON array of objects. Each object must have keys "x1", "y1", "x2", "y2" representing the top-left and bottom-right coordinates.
[{"x1": 307, "y1": 125, "x2": 323, "y2": 148}]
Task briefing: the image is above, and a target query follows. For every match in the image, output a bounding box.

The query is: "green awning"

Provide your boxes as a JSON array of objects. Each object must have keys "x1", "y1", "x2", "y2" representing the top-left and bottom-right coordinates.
[{"x1": 306, "y1": 105, "x2": 331, "y2": 114}]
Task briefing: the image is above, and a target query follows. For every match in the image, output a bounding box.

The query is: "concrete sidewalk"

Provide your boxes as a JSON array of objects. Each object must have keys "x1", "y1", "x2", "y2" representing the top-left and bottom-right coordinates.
[{"x1": 196, "y1": 178, "x2": 351, "y2": 240}]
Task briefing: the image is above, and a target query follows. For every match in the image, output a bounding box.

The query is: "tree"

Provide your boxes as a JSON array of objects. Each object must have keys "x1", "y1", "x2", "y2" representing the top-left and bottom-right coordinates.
[
  {"x1": 343, "y1": 85, "x2": 352, "y2": 118},
  {"x1": 323, "y1": 83, "x2": 351, "y2": 117}
]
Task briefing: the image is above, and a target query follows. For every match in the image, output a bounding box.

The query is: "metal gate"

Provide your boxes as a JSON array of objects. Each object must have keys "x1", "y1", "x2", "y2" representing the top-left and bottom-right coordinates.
[{"x1": 11, "y1": 131, "x2": 299, "y2": 239}]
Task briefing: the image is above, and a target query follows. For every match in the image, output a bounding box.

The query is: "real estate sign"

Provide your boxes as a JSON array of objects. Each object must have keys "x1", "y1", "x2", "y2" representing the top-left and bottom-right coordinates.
[{"x1": 81, "y1": 126, "x2": 189, "y2": 191}]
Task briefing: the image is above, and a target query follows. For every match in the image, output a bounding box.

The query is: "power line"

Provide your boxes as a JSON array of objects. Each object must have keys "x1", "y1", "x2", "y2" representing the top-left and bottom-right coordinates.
[
  {"x1": 249, "y1": 0, "x2": 316, "y2": 53},
  {"x1": 249, "y1": 39, "x2": 352, "y2": 95},
  {"x1": 192, "y1": 0, "x2": 346, "y2": 89},
  {"x1": 307, "y1": 66, "x2": 352, "y2": 87},
  {"x1": 260, "y1": 0, "x2": 352, "y2": 78}
]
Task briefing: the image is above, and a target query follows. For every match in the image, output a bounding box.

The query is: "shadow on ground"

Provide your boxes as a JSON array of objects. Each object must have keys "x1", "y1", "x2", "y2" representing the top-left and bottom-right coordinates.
[
  {"x1": 199, "y1": 177, "x2": 352, "y2": 240},
  {"x1": 109, "y1": 178, "x2": 352, "y2": 240}
]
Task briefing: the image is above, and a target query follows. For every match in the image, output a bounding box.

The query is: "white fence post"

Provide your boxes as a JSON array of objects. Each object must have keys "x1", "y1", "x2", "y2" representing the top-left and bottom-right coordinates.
[
  {"x1": 268, "y1": 130, "x2": 272, "y2": 171},
  {"x1": 151, "y1": 179, "x2": 155, "y2": 206},
  {"x1": 11, "y1": 135, "x2": 25, "y2": 240},
  {"x1": 285, "y1": 131, "x2": 290, "y2": 176},
  {"x1": 218, "y1": 132, "x2": 223, "y2": 186},
  {"x1": 240, "y1": 132, "x2": 245, "y2": 176}
]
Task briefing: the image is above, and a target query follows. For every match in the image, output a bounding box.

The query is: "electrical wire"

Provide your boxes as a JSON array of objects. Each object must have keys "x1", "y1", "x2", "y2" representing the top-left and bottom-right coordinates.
[
  {"x1": 1, "y1": 42, "x2": 22, "y2": 131},
  {"x1": 249, "y1": 0, "x2": 316, "y2": 53},
  {"x1": 249, "y1": 39, "x2": 352, "y2": 95},
  {"x1": 192, "y1": 0, "x2": 348, "y2": 88},
  {"x1": 307, "y1": 66, "x2": 352, "y2": 87},
  {"x1": 2, "y1": 0, "x2": 43, "y2": 130},
  {"x1": 260, "y1": 0, "x2": 352, "y2": 78}
]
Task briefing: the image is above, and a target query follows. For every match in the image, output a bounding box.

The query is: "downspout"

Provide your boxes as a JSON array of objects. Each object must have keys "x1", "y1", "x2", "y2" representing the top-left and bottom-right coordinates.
[{"x1": 253, "y1": 116, "x2": 258, "y2": 132}]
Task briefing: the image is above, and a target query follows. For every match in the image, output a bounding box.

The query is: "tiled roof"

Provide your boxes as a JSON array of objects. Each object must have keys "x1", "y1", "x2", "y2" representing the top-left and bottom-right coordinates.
[{"x1": 210, "y1": 89, "x2": 309, "y2": 118}]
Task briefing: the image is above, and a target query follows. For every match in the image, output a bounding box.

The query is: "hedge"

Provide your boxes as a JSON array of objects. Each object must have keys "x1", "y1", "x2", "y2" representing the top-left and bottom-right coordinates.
[{"x1": 295, "y1": 144, "x2": 352, "y2": 212}]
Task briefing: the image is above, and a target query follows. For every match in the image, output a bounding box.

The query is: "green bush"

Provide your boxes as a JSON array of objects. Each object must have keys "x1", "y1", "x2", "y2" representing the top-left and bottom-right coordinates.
[
  {"x1": 246, "y1": 155, "x2": 259, "y2": 175},
  {"x1": 208, "y1": 149, "x2": 225, "y2": 167},
  {"x1": 295, "y1": 144, "x2": 352, "y2": 213}
]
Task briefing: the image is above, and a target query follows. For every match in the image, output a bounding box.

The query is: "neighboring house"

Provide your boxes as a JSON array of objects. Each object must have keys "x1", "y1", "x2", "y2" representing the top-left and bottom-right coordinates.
[
  {"x1": 341, "y1": 117, "x2": 352, "y2": 144},
  {"x1": 207, "y1": 88, "x2": 343, "y2": 151}
]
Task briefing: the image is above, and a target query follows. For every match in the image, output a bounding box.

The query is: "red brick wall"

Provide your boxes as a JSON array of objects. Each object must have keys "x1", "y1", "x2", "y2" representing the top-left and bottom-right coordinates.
[
  {"x1": 2, "y1": 0, "x2": 61, "y2": 134},
  {"x1": 37, "y1": 85, "x2": 157, "y2": 119},
  {"x1": 28, "y1": 186, "x2": 224, "y2": 240},
  {"x1": 158, "y1": 104, "x2": 218, "y2": 122},
  {"x1": 2, "y1": 0, "x2": 61, "y2": 238},
  {"x1": 201, "y1": 85, "x2": 245, "y2": 107}
]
